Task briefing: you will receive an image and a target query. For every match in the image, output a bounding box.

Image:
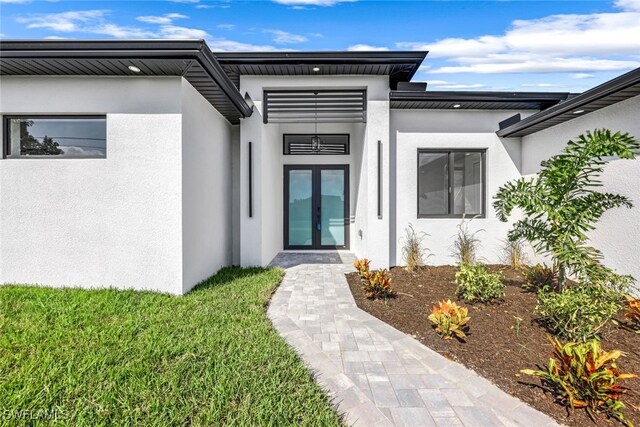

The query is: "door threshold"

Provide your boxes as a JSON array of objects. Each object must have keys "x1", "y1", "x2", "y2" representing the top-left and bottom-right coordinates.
[{"x1": 282, "y1": 249, "x2": 353, "y2": 254}]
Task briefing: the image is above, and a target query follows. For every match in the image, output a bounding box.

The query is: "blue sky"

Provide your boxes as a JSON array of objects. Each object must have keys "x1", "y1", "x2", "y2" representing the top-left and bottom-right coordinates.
[{"x1": 1, "y1": 0, "x2": 639, "y2": 92}]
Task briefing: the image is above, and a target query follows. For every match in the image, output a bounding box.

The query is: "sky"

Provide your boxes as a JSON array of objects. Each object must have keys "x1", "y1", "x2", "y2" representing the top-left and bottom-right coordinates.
[{"x1": 1, "y1": 0, "x2": 639, "y2": 92}]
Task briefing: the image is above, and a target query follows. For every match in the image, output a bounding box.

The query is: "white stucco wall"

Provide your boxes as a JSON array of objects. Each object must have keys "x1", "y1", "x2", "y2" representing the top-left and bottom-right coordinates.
[
  {"x1": 391, "y1": 109, "x2": 527, "y2": 266},
  {"x1": 0, "y1": 76, "x2": 184, "y2": 293},
  {"x1": 180, "y1": 79, "x2": 235, "y2": 293},
  {"x1": 239, "y1": 75, "x2": 389, "y2": 266},
  {"x1": 522, "y1": 95, "x2": 640, "y2": 283}
]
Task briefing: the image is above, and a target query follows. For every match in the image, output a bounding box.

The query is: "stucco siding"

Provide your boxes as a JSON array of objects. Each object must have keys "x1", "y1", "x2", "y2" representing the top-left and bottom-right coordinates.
[
  {"x1": 391, "y1": 110, "x2": 527, "y2": 267},
  {"x1": 0, "y1": 76, "x2": 184, "y2": 293},
  {"x1": 180, "y1": 79, "x2": 235, "y2": 293},
  {"x1": 522, "y1": 95, "x2": 640, "y2": 283}
]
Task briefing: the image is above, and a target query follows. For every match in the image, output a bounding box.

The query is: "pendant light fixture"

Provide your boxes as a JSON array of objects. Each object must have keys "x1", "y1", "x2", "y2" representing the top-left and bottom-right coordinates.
[{"x1": 310, "y1": 91, "x2": 322, "y2": 153}]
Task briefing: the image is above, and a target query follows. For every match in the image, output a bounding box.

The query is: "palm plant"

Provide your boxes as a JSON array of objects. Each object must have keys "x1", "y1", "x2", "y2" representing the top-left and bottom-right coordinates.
[{"x1": 493, "y1": 129, "x2": 638, "y2": 291}]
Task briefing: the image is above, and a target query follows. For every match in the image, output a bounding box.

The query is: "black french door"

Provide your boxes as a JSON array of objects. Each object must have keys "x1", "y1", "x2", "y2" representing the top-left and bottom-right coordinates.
[{"x1": 284, "y1": 165, "x2": 350, "y2": 250}]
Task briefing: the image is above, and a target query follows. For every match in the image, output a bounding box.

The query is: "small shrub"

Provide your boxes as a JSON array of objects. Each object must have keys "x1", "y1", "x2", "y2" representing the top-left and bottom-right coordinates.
[
  {"x1": 523, "y1": 263, "x2": 558, "y2": 291},
  {"x1": 521, "y1": 336, "x2": 636, "y2": 425},
  {"x1": 400, "y1": 224, "x2": 429, "y2": 272},
  {"x1": 451, "y1": 217, "x2": 483, "y2": 265},
  {"x1": 362, "y1": 269, "x2": 395, "y2": 300},
  {"x1": 536, "y1": 284, "x2": 620, "y2": 341},
  {"x1": 455, "y1": 263, "x2": 505, "y2": 303},
  {"x1": 428, "y1": 300, "x2": 470, "y2": 340},
  {"x1": 353, "y1": 258, "x2": 370, "y2": 277},
  {"x1": 625, "y1": 297, "x2": 640, "y2": 331},
  {"x1": 500, "y1": 238, "x2": 527, "y2": 269}
]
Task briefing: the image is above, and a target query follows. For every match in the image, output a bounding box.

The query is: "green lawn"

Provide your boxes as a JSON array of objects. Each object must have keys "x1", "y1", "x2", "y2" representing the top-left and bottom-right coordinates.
[{"x1": 0, "y1": 267, "x2": 342, "y2": 426}]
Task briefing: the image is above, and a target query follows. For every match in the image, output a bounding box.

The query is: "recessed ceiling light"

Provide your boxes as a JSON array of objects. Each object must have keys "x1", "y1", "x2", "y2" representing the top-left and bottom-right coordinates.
[
  {"x1": 128, "y1": 65, "x2": 141, "y2": 73},
  {"x1": 453, "y1": 104, "x2": 461, "y2": 108},
  {"x1": 573, "y1": 109, "x2": 585, "y2": 114},
  {"x1": 312, "y1": 66, "x2": 320, "y2": 72}
]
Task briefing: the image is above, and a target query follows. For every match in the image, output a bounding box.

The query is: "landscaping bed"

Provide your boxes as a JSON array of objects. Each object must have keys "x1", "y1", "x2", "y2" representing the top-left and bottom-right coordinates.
[
  {"x1": 346, "y1": 265, "x2": 640, "y2": 427},
  {"x1": 0, "y1": 267, "x2": 342, "y2": 426}
]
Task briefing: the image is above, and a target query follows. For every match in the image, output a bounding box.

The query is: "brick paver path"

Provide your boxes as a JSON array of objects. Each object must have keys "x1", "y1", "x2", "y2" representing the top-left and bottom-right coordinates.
[{"x1": 268, "y1": 253, "x2": 560, "y2": 427}]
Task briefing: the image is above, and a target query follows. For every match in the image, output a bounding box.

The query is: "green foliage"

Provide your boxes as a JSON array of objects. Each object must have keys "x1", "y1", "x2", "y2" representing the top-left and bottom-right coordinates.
[
  {"x1": 400, "y1": 224, "x2": 430, "y2": 272},
  {"x1": 521, "y1": 336, "x2": 636, "y2": 426},
  {"x1": 428, "y1": 299, "x2": 470, "y2": 340},
  {"x1": 362, "y1": 269, "x2": 396, "y2": 300},
  {"x1": 500, "y1": 238, "x2": 528, "y2": 269},
  {"x1": 0, "y1": 268, "x2": 342, "y2": 426},
  {"x1": 493, "y1": 129, "x2": 639, "y2": 289},
  {"x1": 523, "y1": 263, "x2": 558, "y2": 291},
  {"x1": 451, "y1": 217, "x2": 483, "y2": 265},
  {"x1": 536, "y1": 284, "x2": 620, "y2": 341},
  {"x1": 455, "y1": 263, "x2": 505, "y2": 303}
]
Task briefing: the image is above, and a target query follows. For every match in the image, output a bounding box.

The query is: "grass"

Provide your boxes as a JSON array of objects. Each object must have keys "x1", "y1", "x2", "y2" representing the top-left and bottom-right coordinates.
[{"x1": 0, "y1": 267, "x2": 343, "y2": 426}]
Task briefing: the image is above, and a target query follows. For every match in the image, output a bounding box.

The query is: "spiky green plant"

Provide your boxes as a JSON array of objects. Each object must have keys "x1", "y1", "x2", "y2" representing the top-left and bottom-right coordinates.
[
  {"x1": 400, "y1": 224, "x2": 430, "y2": 272},
  {"x1": 493, "y1": 129, "x2": 639, "y2": 290},
  {"x1": 451, "y1": 216, "x2": 483, "y2": 265}
]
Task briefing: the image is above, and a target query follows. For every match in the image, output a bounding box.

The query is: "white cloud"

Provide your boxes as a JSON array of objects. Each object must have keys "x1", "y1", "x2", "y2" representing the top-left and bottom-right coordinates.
[
  {"x1": 272, "y1": 0, "x2": 356, "y2": 6},
  {"x1": 206, "y1": 39, "x2": 290, "y2": 52},
  {"x1": 571, "y1": 73, "x2": 596, "y2": 79},
  {"x1": 265, "y1": 29, "x2": 308, "y2": 44},
  {"x1": 521, "y1": 83, "x2": 565, "y2": 88},
  {"x1": 347, "y1": 44, "x2": 389, "y2": 51},
  {"x1": 430, "y1": 57, "x2": 640, "y2": 74},
  {"x1": 159, "y1": 25, "x2": 208, "y2": 39},
  {"x1": 136, "y1": 13, "x2": 187, "y2": 25},
  {"x1": 428, "y1": 80, "x2": 487, "y2": 89},
  {"x1": 17, "y1": 10, "x2": 107, "y2": 32},
  {"x1": 216, "y1": 24, "x2": 236, "y2": 30},
  {"x1": 14, "y1": 9, "x2": 289, "y2": 50},
  {"x1": 397, "y1": 2, "x2": 640, "y2": 75},
  {"x1": 615, "y1": 0, "x2": 640, "y2": 11},
  {"x1": 0, "y1": 0, "x2": 31, "y2": 3}
]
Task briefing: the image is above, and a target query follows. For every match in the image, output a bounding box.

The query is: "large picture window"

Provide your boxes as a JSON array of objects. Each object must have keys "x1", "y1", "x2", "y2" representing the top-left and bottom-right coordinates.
[
  {"x1": 417, "y1": 149, "x2": 485, "y2": 218},
  {"x1": 4, "y1": 116, "x2": 106, "y2": 159}
]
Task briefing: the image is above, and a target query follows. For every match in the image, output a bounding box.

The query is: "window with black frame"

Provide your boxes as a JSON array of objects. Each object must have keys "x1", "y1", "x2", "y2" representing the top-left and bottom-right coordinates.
[
  {"x1": 4, "y1": 116, "x2": 106, "y2": 159},
  {"x1": 417, "y1": 149, "x2": 485, "y2": 218}
]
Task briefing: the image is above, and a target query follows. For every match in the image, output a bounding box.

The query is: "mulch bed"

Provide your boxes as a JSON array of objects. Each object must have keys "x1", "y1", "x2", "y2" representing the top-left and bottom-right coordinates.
[{"x1": 346, "y1": 265, "x2": 640, "y2": 427}]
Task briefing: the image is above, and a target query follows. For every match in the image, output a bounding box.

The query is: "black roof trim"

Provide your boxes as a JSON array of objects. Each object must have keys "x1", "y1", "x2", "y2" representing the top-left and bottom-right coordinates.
[
  {"x1": 497, "y1": 67, "x2": 640, "y2": 137},
  {"x1": 216, "y1": 51, "x2": 427, "y2": 89},
  {"x1": 390, "y1": 90, "x2": 571, "y2": 111},
  {"x1": 0, "y1": 39, "x2": 253, "y2": 122}
]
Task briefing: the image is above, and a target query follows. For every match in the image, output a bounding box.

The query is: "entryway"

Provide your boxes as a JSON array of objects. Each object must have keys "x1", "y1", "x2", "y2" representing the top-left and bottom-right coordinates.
[{"x1": 284, "y1": 165, "x2": 349, "y2": 250}]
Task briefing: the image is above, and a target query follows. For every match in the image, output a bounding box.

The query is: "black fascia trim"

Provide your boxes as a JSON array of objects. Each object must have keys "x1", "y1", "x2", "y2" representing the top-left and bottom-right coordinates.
[
  {"x1": 0, "y1": 39, "x2": 253, "y2": 119},
  {"x1": 390, "y1": 90, "x2": 571, "y2": 103},
  {"x1": 215, "y1": 51, "x2": 428, "y2": 65},
  {"x1": 497, "y1": 67, "x2": 640, "y2": 137}
]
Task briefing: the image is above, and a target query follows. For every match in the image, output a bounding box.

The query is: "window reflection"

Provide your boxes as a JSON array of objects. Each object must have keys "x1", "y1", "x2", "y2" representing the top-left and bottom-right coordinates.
[{"x1": 6, "y1": 117, "x2": 106, "y2": 158}]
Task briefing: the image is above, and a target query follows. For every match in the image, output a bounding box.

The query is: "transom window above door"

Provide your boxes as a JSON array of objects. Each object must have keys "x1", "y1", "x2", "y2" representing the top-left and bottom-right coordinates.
[
  {"x1": 283, "y1": 134, "x2": 349, "y2": 155},
  {"x1": 417, "y1": 149, "x2": 486, "y2": 218}
]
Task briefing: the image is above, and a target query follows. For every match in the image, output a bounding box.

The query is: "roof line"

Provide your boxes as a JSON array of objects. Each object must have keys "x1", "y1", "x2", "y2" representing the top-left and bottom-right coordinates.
[
  {"x1": 390, "y1": 90, "x2": 571, "y2": 102},
  {"x1": 0, "y1": 39, "x2": 253, "y2": 119},
  {"x1": 497, "y1": 67, "x2": 640, "y2": 137}
]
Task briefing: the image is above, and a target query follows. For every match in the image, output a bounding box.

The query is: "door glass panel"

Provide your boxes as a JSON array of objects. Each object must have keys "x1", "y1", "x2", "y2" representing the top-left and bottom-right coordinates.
[
  {"x1": 320, "y1": 169, "x2": 345, "y2": 246},
  {"x1": 418, "y1": 152, "x2": 449, "y2": 215},
  {"x1": 288, "y1": 169, "x2": 313, "y2": 246},
  {"x1": 453, "y1": 152, "x2": 483, "y2": 215}
]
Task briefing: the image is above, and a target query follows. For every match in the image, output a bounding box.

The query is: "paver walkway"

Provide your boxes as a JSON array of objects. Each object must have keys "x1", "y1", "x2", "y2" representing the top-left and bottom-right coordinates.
[{"x1": 268, "y1": 252, "x2": 560, "y2": 427}]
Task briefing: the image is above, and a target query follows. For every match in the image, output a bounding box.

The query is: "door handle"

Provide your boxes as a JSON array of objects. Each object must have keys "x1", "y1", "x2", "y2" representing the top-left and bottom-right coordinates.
[{"x1": 316, "y1": 206, "x2": 321, "y2": 230}]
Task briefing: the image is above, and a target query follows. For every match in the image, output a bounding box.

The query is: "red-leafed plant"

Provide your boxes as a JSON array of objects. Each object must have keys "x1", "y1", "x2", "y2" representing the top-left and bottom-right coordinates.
[{"x1": 521, "y1": 336, "x2": 636, "y2": 425}]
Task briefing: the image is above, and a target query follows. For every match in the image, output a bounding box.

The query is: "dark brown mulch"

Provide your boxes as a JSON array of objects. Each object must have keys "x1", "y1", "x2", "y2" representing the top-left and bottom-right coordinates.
[{"x1": 346, "y1": 265, "x2": 640, "y2": 427}]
